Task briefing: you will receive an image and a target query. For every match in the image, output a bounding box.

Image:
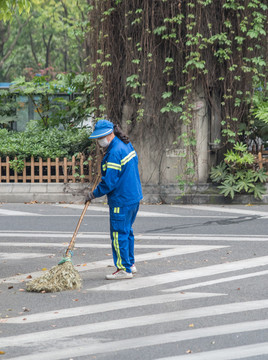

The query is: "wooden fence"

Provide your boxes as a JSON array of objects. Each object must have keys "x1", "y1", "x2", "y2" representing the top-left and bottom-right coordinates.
[
  {"x1": 257, "y1": 150, "x2": 268, "y2": 174},
  {"x1": 0, "y1": 155, "x2": 94, "y2": 183},
  {"x1": 0, "y1": 150, "x2": 267, "y2": 183}
]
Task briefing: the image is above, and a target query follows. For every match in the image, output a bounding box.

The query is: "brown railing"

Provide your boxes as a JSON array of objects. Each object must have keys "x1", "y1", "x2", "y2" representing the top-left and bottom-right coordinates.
[
  {"x1": 257, "y1": 150, "x2": 268, "y2": 174},
  {"x1": 0, "y1": 155, "x2": 93, "y2": 183}
]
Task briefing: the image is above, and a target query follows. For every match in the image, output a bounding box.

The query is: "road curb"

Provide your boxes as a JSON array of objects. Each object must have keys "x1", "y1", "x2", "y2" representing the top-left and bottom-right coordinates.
[{"x1": 0, "y1": 183, "x2": 267, "y2": 204}]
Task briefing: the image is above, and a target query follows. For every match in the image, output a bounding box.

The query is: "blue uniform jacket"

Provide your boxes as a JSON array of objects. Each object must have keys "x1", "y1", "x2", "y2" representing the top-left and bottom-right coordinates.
[{"x1": 93, "y1": 136, "x2": 143, "y2": 207}]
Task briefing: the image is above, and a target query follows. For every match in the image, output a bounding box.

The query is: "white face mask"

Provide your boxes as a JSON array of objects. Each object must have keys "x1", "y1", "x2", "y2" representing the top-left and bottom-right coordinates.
[{"x1": 97, "y1": 137, "x2": 110, "y2": 147}]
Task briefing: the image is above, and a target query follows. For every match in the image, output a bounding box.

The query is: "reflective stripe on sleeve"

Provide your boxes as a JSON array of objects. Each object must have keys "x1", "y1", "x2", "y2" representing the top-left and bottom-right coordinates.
[
  {"x1": 121, "y1": 151, "x2": 136, "y2": 166},
  {"x1": 107, "y1": 162, "x2": 121, "y2": 171}
]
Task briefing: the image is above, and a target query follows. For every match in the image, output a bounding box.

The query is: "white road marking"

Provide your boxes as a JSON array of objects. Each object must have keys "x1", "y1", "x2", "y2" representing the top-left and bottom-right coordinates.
[
  {"x1": 0, "y1": 229, "x2": 267, "y2": 237},
  {"x1": 0, "y1": 209, "x2": 41, "y2": 216},
  {"x1": 136, "y1": 234, "x2": 268, "y2": 242},
  {"x1": 56, "y1": 203, "x2": 268, "y2": 218},
  {"x1": 55, "y1": 204, "x2": 109, "y2": 212},
  {"x1": 55, "y1": 204, "x2": 183, "y2": 217},
  {"x1": 0, "y1": 253, "x2": 53, "y2": 260},
  {"x1": 0, "y1": 231, "x2": 267, "y2": 242},
  {"x1": 172, "y1": 204, "x2": 268, "y2": 217},
  {"x1": 155, "y1": 342, "x2": 268, "y2": 360},
  {"x1": 3, "y1": 292, "x2": 223, "y2": 324},
  {"x1": 1, "y1": 214, "x2": 247, "y2": 218},
  {"x1": 162, "y1": 269, "x2": 268, "y2": 293},
  {"x1": 0, "y1": 240, "x2": 177, "y2": 247},
  {"x1": 5, "y1": 320, "x2": 268, "y2": 359},
  {"x1": 2, "y1": 308, "x2": 268, "y2": 350},
  {"x1": 0, "y1": 242, "x2": 224, "y2": 284},
  {"x1": 0, "y1": 233, "x2": 112, "y2": 239},
  {"x1": 91, "y1": 255, "x2": 268, "y2": 291}
]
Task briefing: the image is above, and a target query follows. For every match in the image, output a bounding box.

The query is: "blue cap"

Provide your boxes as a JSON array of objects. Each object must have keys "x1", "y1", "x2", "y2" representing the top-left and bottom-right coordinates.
[{"x1": 89, "y1": 119, "x2": 114, "y2": 139}]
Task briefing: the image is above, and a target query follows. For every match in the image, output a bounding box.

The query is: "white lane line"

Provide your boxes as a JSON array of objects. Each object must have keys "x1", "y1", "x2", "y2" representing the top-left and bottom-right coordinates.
[
  {"x1": 0, "y1": 245, "x2": 224, "y2": 284},
  {"x1": 0, "y1": 232, "x2": 267, "y2": 242},
  {"x1": 0, "y1": 209, "x2": 41, "y2": 216},
  {"x1": 0, "y1": 233, "x2": 112, "y2": 239},
  {"x1": 0, "y1": 230, "x2": 267, "y2": 238},
  {"x1": 55, "y1": 204, "x2": 108, "y2": 212},
  {"x1": 2, "y1": 305, "x2": 268, "y2": 348},
  {"x1": 59, "y1": 203, "x2": 268, "y2": 217},
  {"x1": 10, "y1": 214, "x2": 253, "y2": 218},
  {"x1": 5, "y1": 320, "x2": 268, "y2": 359},
  {"x1": 162, "y1": 269, "x2": 268, "y2": 293},
  {"x1": 0, "y1": 253, "x2": 54, "y2": 260},
  {"x1": 55, "y1": 204, "x2": 182, "y2": 217},
  {"x1": 0, "y1": 241, "x2": 177, "y2": 248},
  {"x1": 172, "y1": 204, "x2": 268, "y2": 217},
  {"x1": 2, "y1": 292, "x2": 222, "y2": 324},
  {"x1": 91, "y1": 255, "x2": 268, "y2": 291},
  {"x1": 155, "y1": 342, "x2": 268, "y2": 360},
  {"x1": 136, "y1": 235, "x2": 268, "y2": 242},
  {"x1": 56, "y1": 204, "x2": 248, "y2": 218},
  {"x1": 1, "y1": 230, "x2": 262, "y2": 238}
]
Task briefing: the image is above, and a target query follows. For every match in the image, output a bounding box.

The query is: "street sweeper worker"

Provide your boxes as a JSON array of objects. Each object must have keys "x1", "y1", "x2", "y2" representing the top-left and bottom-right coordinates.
[{"x1": 85, "y1": 119, "x2": 143, "y2": 280}]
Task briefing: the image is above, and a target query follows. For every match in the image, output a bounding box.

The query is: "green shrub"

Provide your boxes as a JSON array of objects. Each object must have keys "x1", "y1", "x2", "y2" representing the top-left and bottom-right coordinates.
[
  {"x1": 210, "y1": 142, "x2": 268, "y2": 200},
  {"x1": 0, "y1": 120, "x2": 93, "y2": 161}
]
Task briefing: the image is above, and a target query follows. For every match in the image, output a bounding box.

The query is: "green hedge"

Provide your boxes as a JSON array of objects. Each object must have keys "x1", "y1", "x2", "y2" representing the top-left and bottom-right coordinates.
[{"x1": 0, "y1": 121, "x2": 92, "y2": 160}]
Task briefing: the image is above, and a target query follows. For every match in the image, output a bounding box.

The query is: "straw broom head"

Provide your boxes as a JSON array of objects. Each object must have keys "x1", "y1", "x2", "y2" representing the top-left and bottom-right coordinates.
[{"x1": 26, "y1": 261, "x2": 81, "y2": 293}]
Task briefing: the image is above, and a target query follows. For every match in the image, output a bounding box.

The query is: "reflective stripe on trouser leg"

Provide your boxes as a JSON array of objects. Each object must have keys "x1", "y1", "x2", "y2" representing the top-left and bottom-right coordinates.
[
  {"x1": 128, "y1": 228, "x2": 135, "y2": 266},
  {"x1": 109, "y1": 203, "x2": 140, "y2": 273},
  {"x1": 112, "y1": 231, "x2": 125, "y2": 271},
  {"x1": 128, "y1": 203, "x2": 139, "y2": 266}
]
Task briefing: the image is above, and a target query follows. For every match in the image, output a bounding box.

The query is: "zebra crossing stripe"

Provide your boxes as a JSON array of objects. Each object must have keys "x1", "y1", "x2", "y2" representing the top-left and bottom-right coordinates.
[
  {"x1": 0, "y1": 231, "x2": 267, "y2": 242},
  {"x1": 91, "y1": 255, "x2": 268, "y2": 291},
  {"x1": 4, "y1": 292, "x2": 222, "y2": 324},
  {"x1": 4, "y1": 322, "x2": 268, "y2": 359},
  {"x1": 0, "y1": 245, "x2": 224, "y2": 284},
  {"x1": 0, "y1": 209, "x2": 41, "y2": 216},
  {"x1": 154, "y1": 342, "x2": 268, "y2": 360},
  {"x1": 135, "y1": 235, "x2": 268, "y2": 242},
  {"x1": 56, "y1": 204, "x2": 183, "y2": 217},
  {"x1": 172, "y1": 204, "x2": 268, "y2": 217},
  {"x1": 0, "y1": 253, "x2": 53, "y2": 260},
  {"x1": 162, "y1": 269, "x2": 268, "y2": 293},
  {"x1": 2, "y1": 303, "x2": 268, "y2": 348}
]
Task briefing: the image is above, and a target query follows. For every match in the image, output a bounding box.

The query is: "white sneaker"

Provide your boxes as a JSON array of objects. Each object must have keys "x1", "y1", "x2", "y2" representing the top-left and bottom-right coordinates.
[
  {"x1": 106, "y1": 269, "x2": 133, "y2": 280},
  {"x1": 131, "y1": 264, "x2": 137, "y2": 274}
]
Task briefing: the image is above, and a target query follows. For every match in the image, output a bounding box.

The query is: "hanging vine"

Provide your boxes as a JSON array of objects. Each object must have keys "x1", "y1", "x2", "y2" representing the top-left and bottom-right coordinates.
[{"x1": 87, "y1": 0, "x2": 267, "y2": 185}]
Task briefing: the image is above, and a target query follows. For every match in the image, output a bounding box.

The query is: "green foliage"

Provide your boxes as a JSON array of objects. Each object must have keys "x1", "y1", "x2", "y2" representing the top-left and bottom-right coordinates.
[
  {"x1": 0, "y1": 0, "x2": 89, "y2": 81},
  {"x1": 89, "y1": 1, "x2": 267, "y2": 135},
  {"x1": 253, "y1": 102, "x2": 268, "y2": 124},
  {"x1": 10, "y1": 73, "x2": 92, "y2": 129},
  {"x1": 9, "y1": 158, "x2": 25, "y2": 173},
  {"x1": 73, "y1": 1, "x2": 268, "y2": 193},
  {"x1": 210, "y1": 142, "x2": 268, "y2": 200},
  {"x1": 0, "y1": 91, "x2": 18, "y2": 128},
  {"x1": 0, "y1": 120, "x2": 91, "y2": 161},
  {"x1": 247, "y1": 86, "x2": 268, "y2": 148},
  {"x1": 0, "y1": 0, "x2": 31, "y2": 22}
]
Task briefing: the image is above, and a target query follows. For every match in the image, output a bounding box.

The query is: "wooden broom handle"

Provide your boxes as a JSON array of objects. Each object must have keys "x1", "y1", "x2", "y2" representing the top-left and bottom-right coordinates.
[{"x1": 65, "y1": 172, "x2": 101, "y2": 257}]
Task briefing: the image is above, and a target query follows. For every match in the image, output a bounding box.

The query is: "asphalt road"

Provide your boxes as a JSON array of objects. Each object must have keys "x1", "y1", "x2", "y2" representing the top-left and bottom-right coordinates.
[{"x1": 0, "y1": 202, "x2": 268, "y2": 359}]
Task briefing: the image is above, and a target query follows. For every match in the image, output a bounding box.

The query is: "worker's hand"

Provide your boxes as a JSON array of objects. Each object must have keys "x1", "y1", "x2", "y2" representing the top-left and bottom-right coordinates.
[{"x1": 85, "y1": 191, "x2": 94, "y2": 203}]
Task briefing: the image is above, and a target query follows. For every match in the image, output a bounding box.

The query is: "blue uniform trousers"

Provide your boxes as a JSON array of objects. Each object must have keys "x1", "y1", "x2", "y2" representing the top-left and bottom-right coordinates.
[{"x1": 109, "y1": 203, "x2": 139, "y2": 273}]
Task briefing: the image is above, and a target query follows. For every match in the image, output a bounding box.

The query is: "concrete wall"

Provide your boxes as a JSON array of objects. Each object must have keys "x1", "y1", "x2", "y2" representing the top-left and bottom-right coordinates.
[{"x1": 129, "y1": 90, "x2": 213, "y2": 188}]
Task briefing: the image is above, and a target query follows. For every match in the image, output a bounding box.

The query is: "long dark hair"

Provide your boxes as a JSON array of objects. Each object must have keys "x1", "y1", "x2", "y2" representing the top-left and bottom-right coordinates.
[{"x1": 114, "y1": 124, "x2": 130, "y2": 144}]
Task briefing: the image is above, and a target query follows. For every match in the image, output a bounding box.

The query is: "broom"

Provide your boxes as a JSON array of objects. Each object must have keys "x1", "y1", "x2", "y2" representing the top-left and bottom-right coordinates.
[{"x1": 26, "y1": 175, "x2": 100, "y2": 293}]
